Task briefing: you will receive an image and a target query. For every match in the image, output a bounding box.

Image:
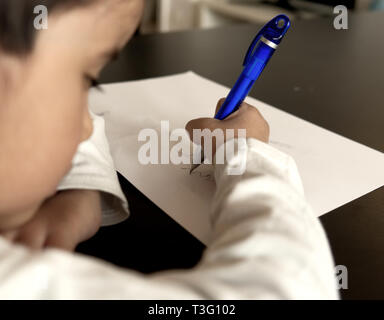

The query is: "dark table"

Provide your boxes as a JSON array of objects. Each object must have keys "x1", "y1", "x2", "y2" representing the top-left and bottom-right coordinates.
[{"x1": 77, "y1": 11, "x2": 384, "y2": 299}]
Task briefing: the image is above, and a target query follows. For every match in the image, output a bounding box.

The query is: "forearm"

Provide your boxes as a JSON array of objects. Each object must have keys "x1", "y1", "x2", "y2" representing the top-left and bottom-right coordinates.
[
  {"x1": 196, "y1": 138, "x2": 338, "y2": 299},
  {"x1": 57, "y1": 111, "x2": 129, "y2": 226},
  {"x1": 52, "y1": 189, "x2": 102, "y2": 243},
  {"x1": 0, "y1": 189, "x2": 102, "y2": 250},
  {"x1": 0, "y1": 139, "x2": 338, "y2": 299}
]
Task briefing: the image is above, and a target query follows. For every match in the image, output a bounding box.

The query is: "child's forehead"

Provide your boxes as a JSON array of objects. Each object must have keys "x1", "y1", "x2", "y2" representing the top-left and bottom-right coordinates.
[
  {"x1": 42, "y1": 0, "x2": 141, "y2": 43},
  {"x1": 57, "y1": 0, "x2": 143, "y2": 31},
  {"x1": 87, "y1": 0, "x2": 143, "y2": 17}
]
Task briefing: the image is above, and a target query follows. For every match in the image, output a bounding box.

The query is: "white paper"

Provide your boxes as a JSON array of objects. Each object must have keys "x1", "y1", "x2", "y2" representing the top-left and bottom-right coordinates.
[{"x1": 89, "y1": 72, "x2": 384, "y2": 245}]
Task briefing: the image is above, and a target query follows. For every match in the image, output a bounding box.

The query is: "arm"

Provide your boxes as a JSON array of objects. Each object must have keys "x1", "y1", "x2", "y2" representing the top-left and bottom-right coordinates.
[
  {"x1": 1, "y1": 112, "x2": 129, "y2": 249},
  {"x1": 2, "y1": 190, "x2": 102, "y2": 250},
  {"x1": 0, "y1": 139, "x2": 338, "y2": 299},
  {"x1": 0, "y1": 103, "x2": 338, "y2": 299},
  {"x1": 57, "y1": 111, "x2": 129, "y2": 226}
]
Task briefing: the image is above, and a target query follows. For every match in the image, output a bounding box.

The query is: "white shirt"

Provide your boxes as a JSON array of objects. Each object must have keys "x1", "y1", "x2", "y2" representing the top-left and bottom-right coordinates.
[
  {"x1": 0, "y1": 114, "x2": 339, "y2": 299},
  {"x1": 57, "y1": 112, "x2": 130, "y2": 226}
]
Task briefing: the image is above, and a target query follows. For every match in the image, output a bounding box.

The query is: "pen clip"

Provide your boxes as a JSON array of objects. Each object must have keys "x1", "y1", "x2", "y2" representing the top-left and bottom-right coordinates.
[
  {"x1": 243, "y1": 32, "x2": 263, "y2": 66},
  {"x1": 243, "y1": 14, "x2": 291, "y2": 66}
]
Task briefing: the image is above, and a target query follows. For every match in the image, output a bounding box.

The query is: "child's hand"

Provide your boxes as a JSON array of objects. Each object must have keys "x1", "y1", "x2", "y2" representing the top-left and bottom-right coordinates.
[
  {"x1": 1, "y1": 190, "x2": 101, "y2": 251},
  {"x1": 186, "y1": 98, "x2": 270, "y2": 155}
]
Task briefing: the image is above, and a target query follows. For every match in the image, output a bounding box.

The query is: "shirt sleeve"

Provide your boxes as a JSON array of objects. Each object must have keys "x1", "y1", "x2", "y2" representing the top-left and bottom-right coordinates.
[
  {"x1": 57, "y1": 111, "x2": 129, "y2": 226},
  {"x1": 0, "y1": 138, "x2": 339, "y2": 299}
]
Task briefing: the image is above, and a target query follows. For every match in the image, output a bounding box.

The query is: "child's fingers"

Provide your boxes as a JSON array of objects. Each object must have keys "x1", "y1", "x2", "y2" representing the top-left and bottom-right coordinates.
[
  {"x1": 185, "y1": 117, "x2": 219, "y2": 137},
  {"x1": 12, "y1": 215, "x2": 49, "y2": 250},
  {"x1": 44, "y1": 234, "x2": 76, "y2": 251},
  {"x1": 214, "y1": 97, "x2": 227, "y2": 116},
  {"x1": 214, "y1": 99, "x2": 257, "y2": 120},
  {"x1": 15, "y1": 226, "x2": 47, "y2": 250},
  {"x1": 0, "y1": 230, "x2": 19, "y2": 241}
]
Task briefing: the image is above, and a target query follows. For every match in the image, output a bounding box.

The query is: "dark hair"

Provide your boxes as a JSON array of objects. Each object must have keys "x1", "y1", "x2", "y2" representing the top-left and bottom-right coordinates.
[{"x1": 0, "y1": 0, "x2": 93, "y2": 55}]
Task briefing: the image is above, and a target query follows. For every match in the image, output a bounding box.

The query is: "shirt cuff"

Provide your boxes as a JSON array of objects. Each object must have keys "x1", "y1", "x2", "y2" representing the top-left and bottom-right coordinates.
[
  {"x1": 57, "y1": 112, "x2": 130, "y2": 227},
  {"x1": 57, "y1": 175, "x2": 129, "y2": 227}
]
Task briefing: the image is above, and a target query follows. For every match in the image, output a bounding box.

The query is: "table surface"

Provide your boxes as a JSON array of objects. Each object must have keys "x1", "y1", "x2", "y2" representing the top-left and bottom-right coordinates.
[{"x1": 76, "y1": 11, "x2": 384, "y2": 299}]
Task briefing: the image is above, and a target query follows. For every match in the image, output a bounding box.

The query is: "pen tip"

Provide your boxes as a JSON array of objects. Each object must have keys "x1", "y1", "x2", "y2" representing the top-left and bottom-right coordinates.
[{"x1": 189, "y1": 164, "x2": 199, "y2": 174}]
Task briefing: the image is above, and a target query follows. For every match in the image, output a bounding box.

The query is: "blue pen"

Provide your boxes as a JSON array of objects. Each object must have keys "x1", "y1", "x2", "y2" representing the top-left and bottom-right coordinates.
[
  {"x1": 191, "y1": 15, "x2": 290, "y2": 173},
  {"x1": 215, "y1": 14, "x2": 291, "y2": 120}
]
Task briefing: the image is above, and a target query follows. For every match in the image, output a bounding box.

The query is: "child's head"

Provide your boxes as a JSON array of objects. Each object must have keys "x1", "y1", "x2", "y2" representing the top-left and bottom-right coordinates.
[{"x1": 0, "y1": 0, "x2": 143, "y2": 228}]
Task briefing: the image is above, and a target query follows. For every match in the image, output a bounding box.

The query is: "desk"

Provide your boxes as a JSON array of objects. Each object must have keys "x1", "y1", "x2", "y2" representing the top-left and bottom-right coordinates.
[{"x1": 76, "y1": 12, "x2": 384, "y2": 299}]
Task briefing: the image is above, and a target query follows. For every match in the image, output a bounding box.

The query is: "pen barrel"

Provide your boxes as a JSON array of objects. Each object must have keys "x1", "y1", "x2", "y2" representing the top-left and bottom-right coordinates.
[
  {"x1": 243, "y1": 41, "x2": 275, "y2": 80},
  {"x1": 215, "y1": 75, "x2": 255, "y2": 120},
  {"x1": 215, "y1": 42, "x2": 275, "y2": 120}
]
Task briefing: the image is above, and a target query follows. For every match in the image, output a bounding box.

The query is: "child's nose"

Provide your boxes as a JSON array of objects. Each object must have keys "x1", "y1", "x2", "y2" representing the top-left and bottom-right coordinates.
[{"x1": 81, "y1": 109, "x2": 93, "y2": 142}]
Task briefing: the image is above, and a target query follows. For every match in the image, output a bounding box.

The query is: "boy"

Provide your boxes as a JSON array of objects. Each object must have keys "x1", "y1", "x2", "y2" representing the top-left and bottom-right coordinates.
[{"x1": 0, "y1": 0, "x2": 338, "y2": 298}]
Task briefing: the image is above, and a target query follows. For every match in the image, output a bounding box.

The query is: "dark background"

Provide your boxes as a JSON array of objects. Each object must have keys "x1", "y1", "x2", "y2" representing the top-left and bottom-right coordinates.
[{"x1": 77, "y1": 11, "x2": 384, "y2": 299}]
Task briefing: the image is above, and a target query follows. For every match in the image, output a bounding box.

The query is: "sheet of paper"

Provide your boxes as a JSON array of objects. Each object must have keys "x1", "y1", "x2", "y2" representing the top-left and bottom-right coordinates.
[{"x1": 89, "y1": 72, "x2": 384, "y2": 245}]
